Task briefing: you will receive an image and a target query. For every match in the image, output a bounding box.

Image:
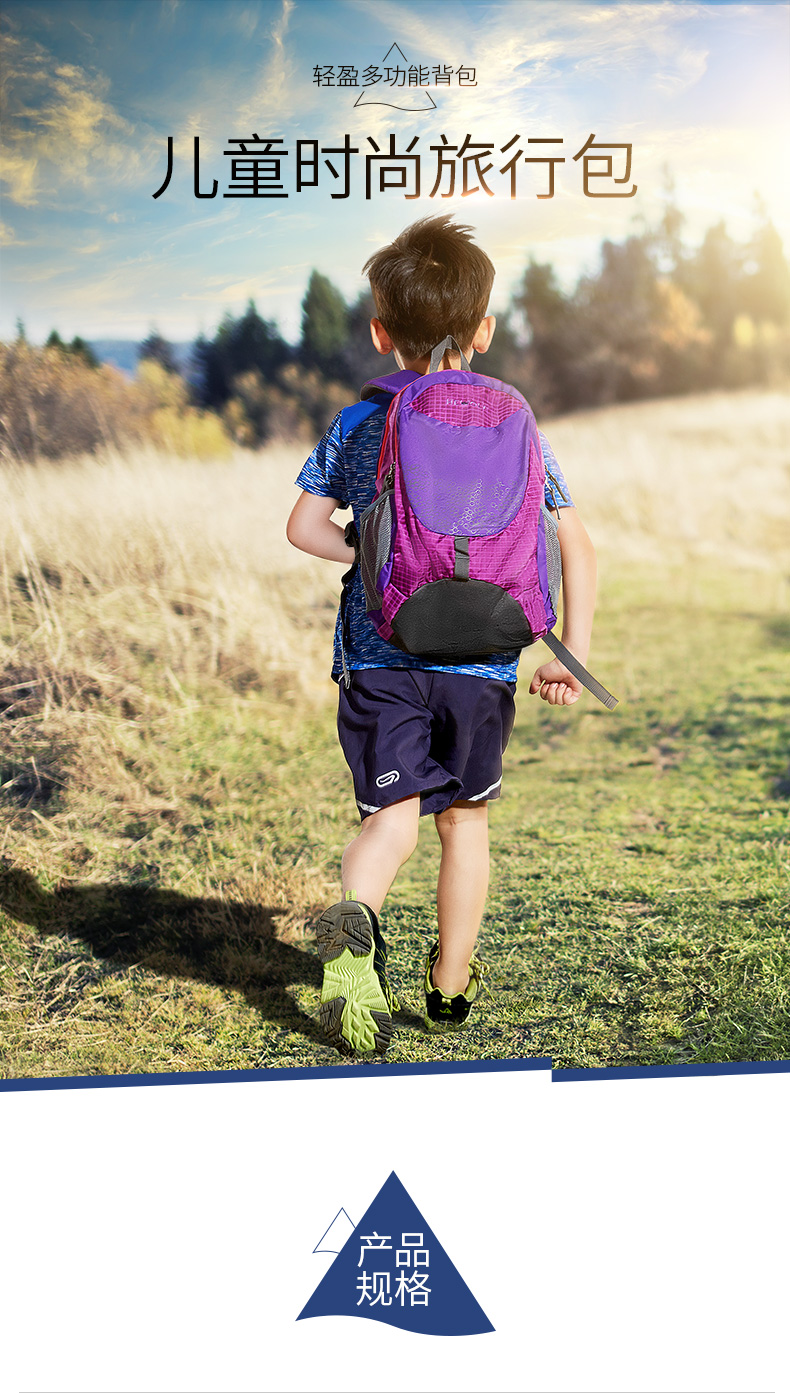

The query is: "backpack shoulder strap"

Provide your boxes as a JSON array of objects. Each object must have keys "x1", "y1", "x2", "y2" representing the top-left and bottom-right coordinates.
[
  {"x1": 339, "y1": 399, "x2": 385, "y2": 441},
  {"x1": 360, "y1": 369, "x2": 421, "y2": 400},
  {"x1": 341, "y1": 369, "x2": 422, "y2": 440}
]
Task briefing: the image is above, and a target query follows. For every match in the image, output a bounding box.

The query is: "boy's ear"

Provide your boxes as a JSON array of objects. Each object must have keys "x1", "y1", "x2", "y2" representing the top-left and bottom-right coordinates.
[
  {"x1": 471, "y1": 315, "x2": 496, "y2": 356},
  {"x1": 370, "y1": 318, "x2": 395, "y2": 357}
]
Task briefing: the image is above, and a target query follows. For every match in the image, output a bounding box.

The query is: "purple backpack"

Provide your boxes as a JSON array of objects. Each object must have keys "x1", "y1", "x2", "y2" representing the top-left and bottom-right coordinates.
[{"x1": 344, "y1": 337, "x2": 617, "y2": 709}]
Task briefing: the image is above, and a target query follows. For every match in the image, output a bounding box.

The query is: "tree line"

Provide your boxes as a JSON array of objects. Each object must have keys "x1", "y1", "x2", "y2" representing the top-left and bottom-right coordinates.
[
  {"x1": 181, "y1": 192, "x2": 790, "y2": 436},
  {"x1": 3, "y1": 191, "x2": 788, "y2": 461}
]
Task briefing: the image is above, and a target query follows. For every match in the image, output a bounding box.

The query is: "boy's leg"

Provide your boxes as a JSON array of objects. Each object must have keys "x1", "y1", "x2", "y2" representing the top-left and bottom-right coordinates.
[
  {"x1": 432, "y1": 800, "x2": 490, "y2": 996},
  {"x1": 317, "y1": 794, "x2": 420, "y2": 1057},
  {"x1": 341, "y1": 793, "x2": 420, "y2": 914}
]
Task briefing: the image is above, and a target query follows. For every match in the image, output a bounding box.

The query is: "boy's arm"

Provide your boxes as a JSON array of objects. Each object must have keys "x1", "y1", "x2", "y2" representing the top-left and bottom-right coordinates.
[
  {"x1": 529, "y1": 507, "x2": 597, "y2": 706},
  {"x1": 286, "y1": 490, "x2": 356, "y2": 565}
]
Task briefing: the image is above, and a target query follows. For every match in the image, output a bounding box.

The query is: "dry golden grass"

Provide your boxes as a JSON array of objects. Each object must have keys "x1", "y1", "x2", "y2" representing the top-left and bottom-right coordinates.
[
  {"x1": 1, "y1": 441, "x2": 342, "y2": 704},
  {"x1": 1, "y1": 386, "x2": 788, "y2": 715},
  {"x1": 546, "y1": 389, "x2": 790, "y2": 573}
]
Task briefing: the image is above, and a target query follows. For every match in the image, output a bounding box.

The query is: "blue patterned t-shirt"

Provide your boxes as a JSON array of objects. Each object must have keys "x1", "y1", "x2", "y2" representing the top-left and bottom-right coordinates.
[{"x1": 295, "y1": 400, "x2": 574, "y2": 684}]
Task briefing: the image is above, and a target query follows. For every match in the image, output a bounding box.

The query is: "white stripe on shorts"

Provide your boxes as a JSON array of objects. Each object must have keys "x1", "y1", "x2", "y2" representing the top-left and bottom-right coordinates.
[
  {"x1": 357, "y1": 800, "x2": 381, "y2": 814},
  {"x1": 467, "y1": 777, "x2": 502, "y2": 802}
]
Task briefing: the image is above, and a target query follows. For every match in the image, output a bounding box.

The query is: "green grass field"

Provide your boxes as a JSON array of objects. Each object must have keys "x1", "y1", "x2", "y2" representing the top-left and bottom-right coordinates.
[{"x1": 2, "y1": 394, "x2": 789, "y2": 1076}]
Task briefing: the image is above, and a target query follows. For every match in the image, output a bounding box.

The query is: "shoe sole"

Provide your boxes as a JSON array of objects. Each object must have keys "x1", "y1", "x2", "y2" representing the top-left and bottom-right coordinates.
[{"x1": 315, "y1": 903, "x2": 393, "y2": 1056}]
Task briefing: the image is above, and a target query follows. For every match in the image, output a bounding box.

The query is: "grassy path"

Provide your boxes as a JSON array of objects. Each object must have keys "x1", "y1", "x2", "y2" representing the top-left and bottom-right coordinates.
[
  {"x1": 2, "y1": 564, "x2": 788, "y2": 1077},
  {"x1": 386, "y1": 568, "x2": 790, "y2": 1066}
]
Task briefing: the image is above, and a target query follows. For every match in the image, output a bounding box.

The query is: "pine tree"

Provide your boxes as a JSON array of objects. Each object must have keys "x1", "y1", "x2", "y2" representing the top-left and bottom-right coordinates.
[
  {"x1": 681, "y1": 221, "x2": 742, "y2": 349},
  {"x1": 139, "y1": 330, "x2": 179, "y2": 375},
  {"x1": 67, "y1": 336, "x2": 99, "y2": 368},
  {"x1": 338, "y1": 290, "x2": 380, "y2": 387},
  {"x1": 44, "y1": 329, "x2": 98, "y2": 368},
  {"x1": 742, "y1": 202, "x2": 790, "y2": 326},
  {"x1": 514, "y1": 260, "x2": 583, "y2": 412},
  {"x1": 192, "y1": 301, "x2": 291, "y2": 409},
  {"x1": 300, "y1": 271, "x2": 348, "y2": 376}
]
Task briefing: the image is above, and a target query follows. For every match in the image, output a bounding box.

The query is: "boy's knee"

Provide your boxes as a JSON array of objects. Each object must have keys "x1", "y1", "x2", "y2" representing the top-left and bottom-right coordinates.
[
  {"x1": 359, "y1": 798, "x2": 420, "y2": 858},
  {"x1": 434, "y1": 800, "x2": 489, "y2": 835}
]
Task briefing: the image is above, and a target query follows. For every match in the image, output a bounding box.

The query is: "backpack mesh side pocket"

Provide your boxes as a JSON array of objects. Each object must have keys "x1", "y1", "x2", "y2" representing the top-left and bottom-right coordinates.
[
  {"x1": 359, "y1": 489, "x2": 394, "y2": 612},
  {"x1": 541, "y1": 504, "x2": 562, "y2": 612}
]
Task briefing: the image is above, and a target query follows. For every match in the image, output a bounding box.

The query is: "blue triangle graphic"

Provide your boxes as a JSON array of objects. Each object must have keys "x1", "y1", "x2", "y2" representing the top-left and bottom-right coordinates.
[
  {"x1": 313, "y1": 1207, "x2": 356, "y2": 1254},
  {"x1": 297, "y1": 1172, "x2": 494, "y2": 1336}
]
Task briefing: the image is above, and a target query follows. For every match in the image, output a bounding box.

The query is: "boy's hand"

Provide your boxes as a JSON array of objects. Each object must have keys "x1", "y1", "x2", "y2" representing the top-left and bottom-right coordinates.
[{"x1": 529, "y1": 659, "x2": 583, "y2": 705}]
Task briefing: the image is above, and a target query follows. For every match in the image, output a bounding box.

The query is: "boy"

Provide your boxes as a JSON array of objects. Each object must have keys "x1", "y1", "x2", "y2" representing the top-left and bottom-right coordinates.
[{"x1": 286, "y1": 215, "x2": 597, "y2": 1057}]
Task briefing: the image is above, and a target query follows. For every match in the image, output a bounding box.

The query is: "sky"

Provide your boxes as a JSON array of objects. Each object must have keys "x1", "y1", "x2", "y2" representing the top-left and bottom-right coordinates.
[{"x1": 1, "y1": 0, "x2": 789, "y2": 345}]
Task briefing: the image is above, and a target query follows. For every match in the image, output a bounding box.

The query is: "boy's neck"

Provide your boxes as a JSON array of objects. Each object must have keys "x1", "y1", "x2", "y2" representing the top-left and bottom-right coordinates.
[{"x1": 395, "y1": 350, "x2": 472, "y2": 375}]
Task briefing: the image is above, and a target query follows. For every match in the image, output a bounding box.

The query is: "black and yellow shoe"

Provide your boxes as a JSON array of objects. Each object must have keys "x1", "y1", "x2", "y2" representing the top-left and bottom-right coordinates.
[
  {"x1": 423, "y1": 940, "x2": 487, "y2": 1030},
  {"x1": 315, "y1": 892, "x2": 396, "y2": 1056}
]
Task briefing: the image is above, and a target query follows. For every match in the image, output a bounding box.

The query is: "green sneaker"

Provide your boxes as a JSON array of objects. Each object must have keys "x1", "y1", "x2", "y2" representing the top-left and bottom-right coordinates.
[
  {"x1": 423, "y1": 940, "x2": 487, "y2": 1030},
  {"x1": 315, "y1": 893, "x2": 396, "y2": 1056}
]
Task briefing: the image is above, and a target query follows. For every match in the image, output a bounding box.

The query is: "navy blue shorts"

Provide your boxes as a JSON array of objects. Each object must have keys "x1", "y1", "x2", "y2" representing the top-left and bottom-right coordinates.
[{"x1": 337, "y1": 669, "x2": 517, "y2": 820}]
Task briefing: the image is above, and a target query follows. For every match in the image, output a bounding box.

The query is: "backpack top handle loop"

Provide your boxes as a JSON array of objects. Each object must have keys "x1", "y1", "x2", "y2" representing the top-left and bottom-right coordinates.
[{"x1": 428, "y1": 335, "x2": 471, "y2": 374}]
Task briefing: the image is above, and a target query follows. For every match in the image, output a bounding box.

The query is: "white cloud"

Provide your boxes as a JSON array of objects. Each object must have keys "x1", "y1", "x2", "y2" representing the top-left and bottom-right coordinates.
[
  {"x1": 0, "y1": 30, "x2": 154, "y2": 208},
  {"x1": 179, "y1": 269, "x2": 303, "y2": 302},
  {"x1": 0, "y1": 220, "x2": 30, "y2": 246},
  {"x1": 338, "y1": 1, "x2": 711, "y2": 134},
  {"x1": 13, "y1": 260, "x2": 77, "y2": 284},
  {"x1": 234, "y1": 6, "x2": 263, "y2": 41},
  {"x1": 234, "y1": 0, "x2": 298, "y2": 128},
  {"x1": 159, "y1": 0, "x2": 180, "y2": 27}
]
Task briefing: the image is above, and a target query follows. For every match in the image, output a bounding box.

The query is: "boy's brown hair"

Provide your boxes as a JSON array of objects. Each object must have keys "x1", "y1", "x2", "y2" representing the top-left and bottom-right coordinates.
[{"x1": 362, "y1": 214, "x2": 494, "y2": 361}]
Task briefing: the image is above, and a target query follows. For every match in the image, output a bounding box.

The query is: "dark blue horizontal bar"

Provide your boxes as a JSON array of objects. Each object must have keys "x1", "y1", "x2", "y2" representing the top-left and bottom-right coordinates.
[
  {"x1": 0, "y1": 1055, "x2": 552, "y2": 1093},
  {"x1": 4, "y1": 1055, "x2": 788, "y2": 1094},
  {"x1": 553, "y1": 1058, "x2": 790, "y2": 1082}
]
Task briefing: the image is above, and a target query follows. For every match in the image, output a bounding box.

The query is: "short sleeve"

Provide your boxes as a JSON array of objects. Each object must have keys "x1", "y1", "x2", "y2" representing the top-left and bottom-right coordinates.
[
  {"x1": 295, "y1": 412, "x2": 349, "y2": 508},
  {"x1": 539, "y1": 431, "x2": 574, "y2": 509}
]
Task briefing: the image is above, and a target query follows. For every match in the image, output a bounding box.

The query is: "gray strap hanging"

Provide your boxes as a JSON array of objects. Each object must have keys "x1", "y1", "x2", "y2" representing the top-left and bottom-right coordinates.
[
  {"x1": 453, "y1": 536, "x2": 470, "y2": 581},
  {"x1": 428, "y1": 336, "x2": 471, "y2": 373},
  {"x1": 542, "y1": 631, "x2": 619, "y2": 709}
]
